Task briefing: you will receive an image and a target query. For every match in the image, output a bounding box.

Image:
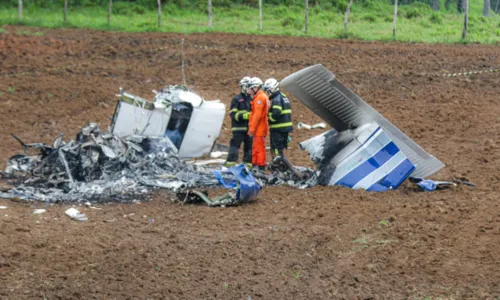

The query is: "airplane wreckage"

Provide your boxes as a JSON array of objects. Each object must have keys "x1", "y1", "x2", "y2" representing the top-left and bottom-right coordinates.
[{"x1": 0, "y1": 65, "x2": 444, "y2": 205}]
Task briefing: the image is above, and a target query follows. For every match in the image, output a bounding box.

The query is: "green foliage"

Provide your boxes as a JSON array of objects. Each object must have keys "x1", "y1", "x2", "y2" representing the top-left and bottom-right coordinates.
[
  {"x1": 335, "y1": 30, "x2": 360, "y2": 39},
  {"x1": 336, "y1": 0, "x2": 348, "y2": 13},
  {"x1": 429, "y1": 12, "x2": 443, "y2": 24},
  {"x1": 0, "y1": 0, "x2": 499, "y2": 44},
  {"x1": 112, "y1": 2, "x2": 146, "y2": 16},
  {"x1": 403, "y1": 8, "x2": 422, "y2": 19},
  {"x1": 282, "y1": 15, "x2": 302, "y2": 30},
  {"x1": 362, "y1": 14, "x2": 377, "y2": 23}
]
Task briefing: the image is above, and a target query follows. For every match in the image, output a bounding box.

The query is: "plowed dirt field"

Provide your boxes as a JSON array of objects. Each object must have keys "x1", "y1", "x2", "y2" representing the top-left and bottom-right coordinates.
[{"x1": 1, "y1": 25, "x2": 499, "y2": 299}]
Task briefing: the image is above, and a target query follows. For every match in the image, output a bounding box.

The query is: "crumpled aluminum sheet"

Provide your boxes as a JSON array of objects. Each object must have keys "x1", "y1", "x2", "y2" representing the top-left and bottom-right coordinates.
[{"x1": 0, "y1": 123, "x2": 232, "y2": 203}]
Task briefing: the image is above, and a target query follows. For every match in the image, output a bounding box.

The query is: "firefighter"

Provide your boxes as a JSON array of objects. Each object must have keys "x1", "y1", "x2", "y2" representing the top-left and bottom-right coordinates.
[
  {"x1": 247, "y1": 77, "x2": 269, "y2": 172},
  {"x1": 225, "y1": 76, "x2": 253, "y2": 167},
  {"x1": 263, "y1": 78, "x2": 293, "y2": 160}
]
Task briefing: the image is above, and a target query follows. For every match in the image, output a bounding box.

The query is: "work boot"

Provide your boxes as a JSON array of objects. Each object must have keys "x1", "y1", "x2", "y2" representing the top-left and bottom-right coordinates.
[{"x1": 224, "y1": 161, "x2": 237, "y2": 168}]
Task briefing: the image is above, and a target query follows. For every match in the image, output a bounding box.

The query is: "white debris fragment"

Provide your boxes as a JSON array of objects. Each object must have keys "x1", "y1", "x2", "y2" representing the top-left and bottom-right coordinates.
[
  {"x1": 186, "y1": 159, "x2": 226, "y2": 166},
  {"x1": 297, "y1": 122, "x2": 327, "y2": 130},
  {"x1": 0, "y1": 206, "x2": 7, "y2": 209},
  {"x1": 209, "y1": 151, "x2": 228, "y2": 159},
  {"x1": 33, "y1": 209, "x2": 47, "y2": 214},
  {"x1": 65, "y1": 207, "x2": 88, "y2": 221}
]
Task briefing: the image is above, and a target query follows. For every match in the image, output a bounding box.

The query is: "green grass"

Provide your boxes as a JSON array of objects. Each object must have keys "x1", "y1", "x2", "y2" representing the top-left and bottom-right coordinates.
[{"x1": 0, "y1": 1, "x2": 499, "y2": 44}]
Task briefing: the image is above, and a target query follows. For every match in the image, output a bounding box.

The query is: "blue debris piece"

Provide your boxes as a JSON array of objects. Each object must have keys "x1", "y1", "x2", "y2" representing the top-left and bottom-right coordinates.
[
  {"x1": 213, "y1": 164, "x2": 262, "y2": 201},
  {"x1": 301, "y1": 123, "x2": 416, "y2": 192},
  {"x1": 411, "y1": 178, "x2": 456, "y2": 192}
]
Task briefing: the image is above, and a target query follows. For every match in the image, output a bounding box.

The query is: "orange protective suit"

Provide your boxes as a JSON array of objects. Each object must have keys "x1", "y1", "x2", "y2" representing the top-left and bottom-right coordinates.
[{"x1": 248, "y1": 90, "x2": 269, "y2": 167}]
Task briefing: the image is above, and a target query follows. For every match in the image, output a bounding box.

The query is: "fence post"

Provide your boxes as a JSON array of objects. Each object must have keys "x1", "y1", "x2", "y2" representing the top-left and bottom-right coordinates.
[
  {"x1": 393, "y1": 0, "x2": 398, "y2": 39},
  {"x1": 208, "y1": 0, "x2": 212, "y2": 27},
  {"x1": 462, "y1": 0, "x2": 468, "y2": 39},
  {"x1": 157, "y1": 0, "x2": 161, "y2": 28},
  {"x1": 305, "y1": 0, "x2": 309, "y2": 34},
  {"x1": 18, "y1": 0, "x2": 22, "y2": 20},
  {"x1": 64, "y1": 0, "x2": 68, "y2": 23},
  {"x1": 259, "y1": 0, "x2": 263, "y2": 31},
  {"x1": 181, "y1": 38, "x2": 187, "y2": 87},
  {"x1": 108, "y1": 0, "x2": 112, "y2": 26},
  {"x1": 344, "y1": 0, "x2": 353, "y2": 35}
]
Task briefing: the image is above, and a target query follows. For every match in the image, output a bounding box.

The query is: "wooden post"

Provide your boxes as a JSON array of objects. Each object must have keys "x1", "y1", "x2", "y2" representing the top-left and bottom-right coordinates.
[
  {"x1": 64, "y1": 0, "x2": 68, "y2": 24},
  {"x1": 393, "y1": 0, "x2": 398, "y2": 39},
  {"x1": 305, "y1": 0, "x2": 309, "y2": 34},
  {"x1": 181, "y1": 38, "x2": 186, "y2": 87},
  {"x1": 462, "y1": 0, "x2": 468, "y2": 39},
  {"x1": 208, "y1": 0, "x2": 212, "y2": 27},
  {"x1": 18, "y1": 0, "x2": 22, "y2": 20},
  {"x1": 157, "y1": 0, "x2": 161, "y2": 28},
  {"x1": 108, "y1": 0, "x2": 112, "y2": 26},
  {"x1": 344, "y1": 0, "x2": 353, "y2": 35},
  {"x1": 259, "y1": 0, "x2": 263, "y2": 31}
]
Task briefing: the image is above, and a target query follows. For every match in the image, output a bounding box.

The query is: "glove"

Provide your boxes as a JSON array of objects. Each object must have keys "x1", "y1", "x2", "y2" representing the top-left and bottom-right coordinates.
[{"x1": 243, "y1": 112, "x2": 250, "y2": 120}]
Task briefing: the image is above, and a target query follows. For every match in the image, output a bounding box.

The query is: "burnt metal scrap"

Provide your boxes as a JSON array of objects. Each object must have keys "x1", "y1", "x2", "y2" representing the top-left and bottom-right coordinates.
[
  {"x1": 0, "y1": 123, "x2": 313, "y2": 204},
  {"x1": 0, "y1": 123, "x2": 234, "y2": 203}
]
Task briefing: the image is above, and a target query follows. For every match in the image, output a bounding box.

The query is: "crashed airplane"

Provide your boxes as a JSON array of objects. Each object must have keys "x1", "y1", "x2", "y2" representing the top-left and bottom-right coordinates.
[
  {"x1": 0, "y1": 67, "x2": 446, "y2": 204},
  {"x1": 281, "y1": 64, "x2": 444, "y2": 192}
]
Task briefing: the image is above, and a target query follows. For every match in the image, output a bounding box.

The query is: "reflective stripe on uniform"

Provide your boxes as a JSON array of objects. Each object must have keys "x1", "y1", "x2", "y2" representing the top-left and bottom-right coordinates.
[
  {"x1": 268, "y1": 113, "x2": 277, "y2": 122},
  {"x1": 232, "y1": 127, "x2": 248, "y2": 131},
  {"x1": 235, "y1": 111, "x2": 246, "y2": 121},
  {"x1": 281, "y1": 109, "x2": 291, "y2": 114},
  {"x1": 272, "y1": 105, "x2": 283, "y2": 111},
  {"x1": 229, "y1": 108, "x2": 238, "y2": 113},
  {"x1": 269, "y1": 122, "x2": 293, "y2": 129}
]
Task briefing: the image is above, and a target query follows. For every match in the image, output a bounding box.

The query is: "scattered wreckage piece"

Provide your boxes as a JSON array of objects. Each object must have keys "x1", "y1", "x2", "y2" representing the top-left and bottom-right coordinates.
[
  {"x1": 281, "y1": 64, "x2": 445, "y2": 192},
  {"x1": 253, "y1": 157, "x2": 317, "y2": 189},
  {"x1": 175, "y1": 165, "x2": 262, "y2": 207},
  {"x1": 176, "y1": 190, "x2": 237, "y2": 207},
  {"x1": 409, "y1": 176, "x2": 475, "y2": 191},
  {"x1": 0, "y1": 123, "x2": 234, "y2": 203},
  {"x1": 297, "y1": 122, "x2": 327, "y2": 130},
  {"x1": 213, "y1": 165, "x2": 261, "y2": 202},
  {"x1": 111, "y1": 85, "x2": 226, "y2": 159}
]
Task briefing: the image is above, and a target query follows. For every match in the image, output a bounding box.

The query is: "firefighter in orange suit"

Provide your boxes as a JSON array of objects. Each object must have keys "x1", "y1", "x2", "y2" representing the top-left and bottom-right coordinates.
[{"x1": 246, "y1": 77, "x2": 269, "y2": 172}]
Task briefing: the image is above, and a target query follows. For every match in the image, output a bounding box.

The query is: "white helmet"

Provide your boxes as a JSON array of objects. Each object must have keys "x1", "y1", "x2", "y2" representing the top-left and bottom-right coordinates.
[
  {"x1": 247, "y1": 77, "x2": 263, "y2": 89},
  {"x1": 239, "y1": 76, "x2": 251, "y2": 88},
  {"x1": 263, "y1": 78, "x2": 279, "y2": 94},
  {"x1": 239, "y1": 76, "x2": 251, "y2": 93}
]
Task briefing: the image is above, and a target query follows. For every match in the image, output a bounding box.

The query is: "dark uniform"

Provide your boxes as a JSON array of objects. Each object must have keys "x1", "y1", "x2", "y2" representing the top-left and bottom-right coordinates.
[
  {"x1": 226, "y1": 93, "x2": 253, "y2": 165},
  {"x1": 268, "y1": 91, "x2": 293, "y2": 158}
]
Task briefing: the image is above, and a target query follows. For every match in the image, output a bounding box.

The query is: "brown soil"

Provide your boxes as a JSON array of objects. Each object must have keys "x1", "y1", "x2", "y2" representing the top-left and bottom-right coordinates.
[{"x1": 1, "y1": 25, "x2": 499, "y2": 299}]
